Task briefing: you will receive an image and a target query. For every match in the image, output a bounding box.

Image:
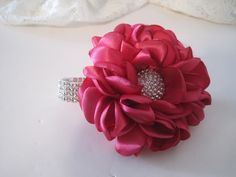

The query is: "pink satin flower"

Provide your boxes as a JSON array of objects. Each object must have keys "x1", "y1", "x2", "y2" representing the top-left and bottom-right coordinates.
[{"x1": 79, "y1": 24, "x2": 211, "y2": 156}]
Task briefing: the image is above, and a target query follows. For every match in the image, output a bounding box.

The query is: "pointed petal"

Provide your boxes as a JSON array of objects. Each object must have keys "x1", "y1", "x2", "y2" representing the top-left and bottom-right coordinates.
[
  {"x1": 175, "y1": 118, "x2": 190, "y2": 140},
  {"x1": 106, "y1": 76, "x2": 140, "y2": 94},
  {"x1": 120, "y1": 95, "x2": 155, "y2": 124},
  {"x1": 78, "y1": 77, "x2": 94, "y2": 105},
  {"x1": 91, "y1": 36, "x2": 101, "y2": 47},
  {"x1": 132, "y1": 49, "x2": 156, "y2": 68},
  {"x1": 82, "y1": 87, "x2": 102, "y2": 124},
  {"x1": 126, "y1": 62, "x2": 138, "y2": 84},
  {"x1": 115, "y1": 126, "x2": 146, "y2": 156},
  {"x1": 99, "y1": 32, "x2": 124, "y2": 50},
  {"x1": 162, "y1": 68, "x2": 186, "y2": 104},
  {"x1": 174, "y1": 58, "x2": 210, "y2": 89},
  {"x1": 120, "y1": 41, "x2": 140, "y2": 61},
  {"x1": 140, "y1": 118, "x2": 175, "y2": 139},
  {"x1": 89, "y1": 46, "x2": 124, "y2": 65},
  {"x1": 147, "y1": 131, "x2": 180, "y2": 151}
]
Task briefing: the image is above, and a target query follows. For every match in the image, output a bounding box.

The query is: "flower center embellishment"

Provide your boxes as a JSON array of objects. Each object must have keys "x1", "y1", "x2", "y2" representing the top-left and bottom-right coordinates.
[{"x1": 137, "y1": 68, "x2": 165, "y2": 100}]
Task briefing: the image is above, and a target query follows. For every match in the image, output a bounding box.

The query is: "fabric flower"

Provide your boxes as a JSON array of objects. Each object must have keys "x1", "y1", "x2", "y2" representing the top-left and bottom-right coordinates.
[{"x1": 79, "y1": 24, "x2": 211, "y2": 156}]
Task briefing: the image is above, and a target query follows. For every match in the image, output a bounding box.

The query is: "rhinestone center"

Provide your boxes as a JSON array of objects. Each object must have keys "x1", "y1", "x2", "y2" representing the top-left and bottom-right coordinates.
[{"x1": 137, "y1": 68, "x2": 165, "y2": 100}]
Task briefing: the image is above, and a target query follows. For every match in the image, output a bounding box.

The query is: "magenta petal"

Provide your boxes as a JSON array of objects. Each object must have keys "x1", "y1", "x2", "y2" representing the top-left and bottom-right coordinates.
[
  {"x1": 145, "y1": 24, "x2": 164, "y2": 32},
  {"x1": 162, "y1": 67, "x2": 186, "y2": 104},
  {"x1": 136, "y1": 40, "x2": 176, "y2": 66},
  {"x1": 199, "y1": 91, "x2": 211, "y2": 105},
  {"x1": 147, "y1": 131, "x2": 180, "y2": 151},
  {"x1": 121, "y1": 105, "x2": 155, "y2": 124},
  {"x1": 120, "y1": 95, "x2": 155, "y2": 124},
  {"x1": 99, "y1": 101, "x2": 130, "y2": 140},
  {"x1": 183, "y1": 83, "x2": 202, "y2": 102},
  {"x1": 177, "y1": 46, "x2": 193, "y2": 60},
  {"x1": 140, "y1": 119, "x2": 175, "y2": 139},
  {"x1": 136, "y1": 40, "x2": 166, "y2": 65},
  {"x1": 132, "y1": 49, "x2": 156, "y2": 68},
  {"x1": 113, "y1": 102, "x2": 130, "y2": 136},
  {"x1": 126, "y1": 62, "x2": 138, "y2": 84},
  {"x1": 89, "y1": 46, "x2": 124, "y2": 66},
  {"x1": 152, "y1": 100, "x2": 185, "y2": 114},
  {"x1": 174, "y1": 58, "x2": 210, "y2": 89},
  {"x1": 162, "y1": 40, "x2": 177, "y2": 66},
  {"x1": 95, "y1": 62, "x2": 125, "y2": 77},
  {"x1": 121, "y1": 94, "x2": 153, "y2": 104},
  {"x1": 83, "y1": 66, "x2": 104, "y2": 80},
  {"x1": 82, "y1": 87, "x2": 102, "y2": 124},
  {"x1": 99, "y1": 32, "x2": 124, "y2": 50},
  {"x1": 94, "y1": 97, "x2": 111, "y2": 131},
  {"x1": 83, "y1": 66, "x2": 116, "y2": 96},
  {"x1": 131, "y1": 24, "x2": 144, "y2": 43},
  {"x1": 139, "y1": 30, "x2": 152, "y2": 41},
  {"x1": 153, "y1": 30, "x2": 177, "y2": 44},
  {"x1": 78, "y1": 78, "x2": 94, "y2": 105},
  {"x1": 121, "y1": 41, "x2": 140, "y2": 61},
  {"x1": 186, "y1": 102, "x2": 205, "y2": 126},
  {"x1": 114, "y1": 23, "x2": 132, "y2": 41},
  {"x1": 106, "y1": 76, "x2": 140, "y2": 94},
  {"x1": 92, "y1": 36, "x2": 101, "y2": 47},
  {"x1": 100, "y1": 103, "x2": 115, "y2": 140},
  {"x1": 175, "y1": 118, "x2": 190, "y2": 140},
  {"x1": 115, "y1": 126, "x2": 146, "y2": 156}
]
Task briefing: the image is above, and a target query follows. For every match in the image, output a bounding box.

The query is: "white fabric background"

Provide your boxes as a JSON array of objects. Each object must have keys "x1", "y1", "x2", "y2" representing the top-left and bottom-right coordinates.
[
  {"x1": 0, "y1": 0, "x2": 236, "y2": 26},
  {"x1": 0, "y1": 4, "x2": 236, "y2": 177}
]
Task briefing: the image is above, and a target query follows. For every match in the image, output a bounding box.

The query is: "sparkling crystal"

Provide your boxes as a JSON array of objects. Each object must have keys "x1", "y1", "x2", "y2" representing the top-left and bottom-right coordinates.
[{"x1": 137, "y1": 68, "x2": 165, "y2": 100}]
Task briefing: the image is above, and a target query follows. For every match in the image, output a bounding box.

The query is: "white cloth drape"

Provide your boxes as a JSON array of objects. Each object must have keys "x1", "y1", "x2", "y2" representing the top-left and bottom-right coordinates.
[{"x1": 0, "y1": 0, "x2": 235, "y2": 26}]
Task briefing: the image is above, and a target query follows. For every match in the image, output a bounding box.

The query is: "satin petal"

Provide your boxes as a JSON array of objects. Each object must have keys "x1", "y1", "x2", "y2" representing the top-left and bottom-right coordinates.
[
  {"x1": 136, "y1": 40, "x2": 176, "y2": 66},
  {"x1": 131, "y1": 24, "x2": 144, "y2": 43},
  {"x1": 177, "y1": 46, "x2": 193, "y2": 60},
  {"x1": 91, "y1": 36, "x2": 101, "y2": 47},
  {"x1": 82, "y1": 87, "x2": 102, "y2": 124},
  {"x1": 136, "y1": 40, "x2": 166, "y2": 65},
  {"x1": 99, "y1": 101, "x2": 131, "y2": 140},
  {"x1": 120, "y1": 41, "x2": 140, "y2": 61},
  {"x1": 100, "y1": 102, "x2": 115, "y2": 140},
  {"x1": 106, "y1": 76, "x2": 140, "y2": 94},
  {"x1": 94, "y1": 97, "x2": 111, "y2": 132},
  {"x1": 140, "y1": 118, "x2": 175, "y2": 139},
  {"x1": 89, "y1": 46, "x2": 124, "y2": 65},
  {"x1": 183, "y1": 83, "x2": 202, "y2": 102},
  {"x1": 83, "y1": 66, "x2": 116, "y2": 96},
  {"x1": 200, "y1": 91, "x2": 212, "y2": 105},
  {"x1": 120, "y1": 95, "x2": 155, "y2": 124},
  {"x1": 186, "y1": 102, "x2": 205, "y2": 126},
  {"x1": 114, "y1": 23, "x2": 132, "y2": 41},
  {"x1": 126, "y1": 62, "x2": 138, "y2": 84},
  {"x1": 78, "y1": 77, "x2": 94, "y2": 105},
  {"x1": 99, "y1": 32, "x2": 124, "y2": 50},
  {"x1": 144, "y1": 24, "x2": 164, "y2": 32},
  {"x1": 115, "y1": 126, "x2": 146, "y2": 156},
  {"x1": 174, "y1": 58, "x2": 210, "y2": 89},
  {"x1": 139, "y1": 30, "x2": 152, "y2": 41},
  {"x1": 153, "y1": 30, "x2": 177, "y2": 44},
  {"x1": 121, "y1": 94, "x2": 153, "y2": 104},
  {"x1": 162, "y1": 67, "x2": 186, "y2": 104},
  {"x1": 175, "y1": 118, "x2": 190, "y2": 140},
  {"x1": 132, "y1": 49, "x2": 156, "y2": 68},
  {"x1": 114, "y1": 102, "x2": 130, "y2": 136},
  {"x1": 152, "y1": 100, "x2": 186, "y2": 114},
  {"x1": 147, "y1": 131, "x2": 180, "y2": 151},
  {"x1": 94, "y1": 62, "x2": 125, "y2": 77}
]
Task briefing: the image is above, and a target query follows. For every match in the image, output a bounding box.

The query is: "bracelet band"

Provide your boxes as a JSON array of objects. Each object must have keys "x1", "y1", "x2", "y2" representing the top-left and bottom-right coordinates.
[{"x1": 58, "y1": 77, "x2": 84, "y2": 103}]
